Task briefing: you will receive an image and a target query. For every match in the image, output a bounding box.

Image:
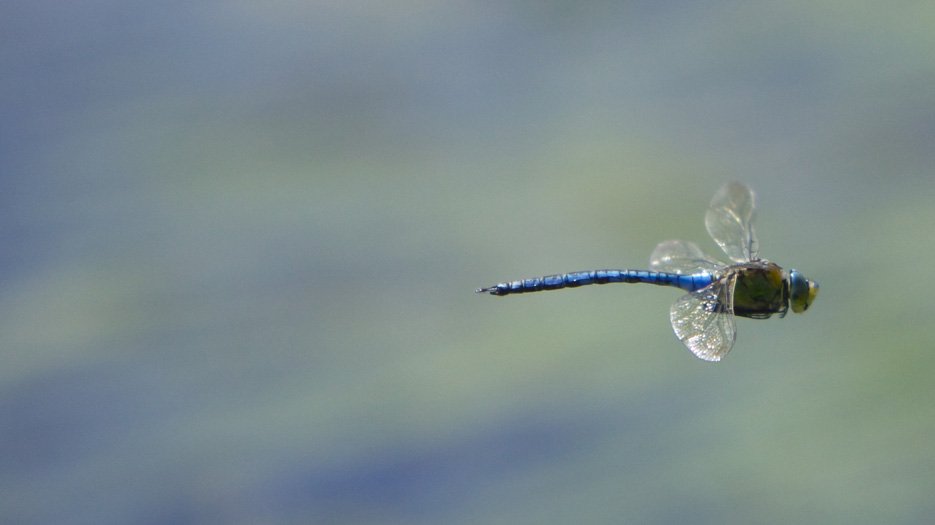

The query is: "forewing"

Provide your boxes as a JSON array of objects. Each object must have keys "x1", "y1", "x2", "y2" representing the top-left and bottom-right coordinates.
[
  {"x1": 669, "y1": 276, "x2": 737, "y2": 361},
  {"x1": 705, "y1": 182, "x2": 759, "y2": 263},
  {"x1": 650, "y1": 240, "x2": 725, "y2": 275}
]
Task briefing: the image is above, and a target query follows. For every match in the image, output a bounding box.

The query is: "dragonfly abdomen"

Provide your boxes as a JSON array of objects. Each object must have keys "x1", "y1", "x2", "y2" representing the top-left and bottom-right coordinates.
[{"x1": 476, "y1": 269, "x2": 713, "y2": 296}]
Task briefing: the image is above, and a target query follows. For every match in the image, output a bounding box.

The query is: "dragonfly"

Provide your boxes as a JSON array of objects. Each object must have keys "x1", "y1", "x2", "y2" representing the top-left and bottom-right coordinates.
[{"x1": 476, "y1": 182, "x2": 818, "y2": 361}]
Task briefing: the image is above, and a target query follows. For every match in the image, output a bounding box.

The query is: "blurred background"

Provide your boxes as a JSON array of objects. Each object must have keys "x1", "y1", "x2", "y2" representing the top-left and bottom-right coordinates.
[{"x1": 3, "y1": 1, "x2": 934, "y2": 523}]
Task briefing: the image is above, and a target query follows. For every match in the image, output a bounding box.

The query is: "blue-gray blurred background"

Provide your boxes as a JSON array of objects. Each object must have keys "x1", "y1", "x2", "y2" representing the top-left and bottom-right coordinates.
[{"x1": 3, "y1": 2, "x2": 935, "y2": 524}]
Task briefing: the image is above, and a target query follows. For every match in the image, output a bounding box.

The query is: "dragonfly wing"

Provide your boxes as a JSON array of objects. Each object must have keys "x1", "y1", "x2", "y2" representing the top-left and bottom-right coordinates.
[
  {"x1": 669, "y1": 275, "x2": 737, "y2": 361},
  {"x1": 650, "y1": 240, "x2": 725, "y2": 274},
  {"x1": 705, "y1": 182, "x2": 759, "y2": 263}
]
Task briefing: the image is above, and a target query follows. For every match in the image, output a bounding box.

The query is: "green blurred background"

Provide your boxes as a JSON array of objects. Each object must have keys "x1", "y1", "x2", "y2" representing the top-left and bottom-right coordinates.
[{"x1": 3, "y1": 1, "x2": 935, "y2": 523}]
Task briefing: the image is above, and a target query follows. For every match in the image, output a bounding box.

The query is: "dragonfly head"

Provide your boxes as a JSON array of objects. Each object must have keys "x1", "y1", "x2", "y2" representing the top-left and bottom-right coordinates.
[{"x1": 788, "y1": 269, "x2": 819, "y2": 313}]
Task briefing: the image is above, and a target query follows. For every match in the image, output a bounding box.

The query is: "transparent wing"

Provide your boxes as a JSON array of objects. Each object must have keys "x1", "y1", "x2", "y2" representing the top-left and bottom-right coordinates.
[
  {"x1": 669, "y1": 275, "x2": 737, "y2": 362},
  {"x1": 650, "y1": 240, "x2": 726, "y2": 275},
  {"x1": 705, "y1": 182, "x2": 759, "y2": 263}
]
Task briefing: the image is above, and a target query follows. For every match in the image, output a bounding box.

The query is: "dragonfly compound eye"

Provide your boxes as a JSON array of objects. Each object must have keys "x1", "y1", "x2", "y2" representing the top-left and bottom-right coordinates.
[{"x1": 789, "y1": 269, "x2": 818, "y2": 313}]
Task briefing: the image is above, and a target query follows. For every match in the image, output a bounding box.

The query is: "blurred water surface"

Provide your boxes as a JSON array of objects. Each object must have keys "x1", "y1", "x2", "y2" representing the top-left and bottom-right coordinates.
[{"x1": 3, "y1": 1, "x2": 935, "y2": 523}]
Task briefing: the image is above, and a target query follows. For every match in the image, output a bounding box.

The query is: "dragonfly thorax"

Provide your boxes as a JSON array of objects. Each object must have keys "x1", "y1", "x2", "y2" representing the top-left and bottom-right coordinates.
[{"x1": 730, "y1": 261, "x2": 789, "y2": 319}]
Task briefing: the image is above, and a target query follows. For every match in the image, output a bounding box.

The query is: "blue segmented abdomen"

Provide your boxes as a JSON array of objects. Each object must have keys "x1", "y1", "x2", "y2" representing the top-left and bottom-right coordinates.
[{"x1": 476, "y1": 269, "x2": 714, "y2": 296}]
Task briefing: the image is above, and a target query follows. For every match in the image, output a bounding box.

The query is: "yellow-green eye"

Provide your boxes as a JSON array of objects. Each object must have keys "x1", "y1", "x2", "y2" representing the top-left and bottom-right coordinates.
[{"x1": 789, "y1": 270, "x2": 818, "y2": 313}]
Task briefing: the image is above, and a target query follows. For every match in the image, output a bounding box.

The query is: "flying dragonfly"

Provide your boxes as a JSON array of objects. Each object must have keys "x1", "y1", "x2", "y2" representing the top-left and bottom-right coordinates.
[{"x1": 476, "y1": 182, "x2": 818, "y2": 361}]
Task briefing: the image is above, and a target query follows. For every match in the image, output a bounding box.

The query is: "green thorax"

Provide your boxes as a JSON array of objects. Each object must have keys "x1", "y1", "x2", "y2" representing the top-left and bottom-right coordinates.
[{"x1": 728, "y1": 261, "x2": 788, "y2": 319}]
